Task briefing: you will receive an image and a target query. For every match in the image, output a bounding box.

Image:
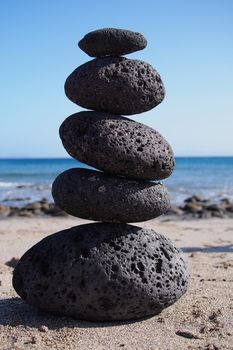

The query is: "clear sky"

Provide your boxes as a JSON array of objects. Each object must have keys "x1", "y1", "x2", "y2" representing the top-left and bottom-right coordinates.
[{"x1": 0, "y1": 0, "x2": 232, "y2": 158}]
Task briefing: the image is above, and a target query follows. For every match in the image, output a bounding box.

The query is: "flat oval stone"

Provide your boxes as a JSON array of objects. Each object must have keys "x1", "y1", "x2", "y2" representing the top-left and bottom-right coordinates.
[
  {"x1": 78, "y1": 28, "x2": 147, "y2": 57},
  {"x1": 52, "y1": 168, "x2": 170, "y2": 222},
  {"x1": 13, "y1": 223, "x2": 190, "y2": 321},
  {"x1": 64, "y1": 57, "x2": 165, "y2": 115},
  {"x1": 60, "y1": 111, "x2": 175, "y2": 180}
]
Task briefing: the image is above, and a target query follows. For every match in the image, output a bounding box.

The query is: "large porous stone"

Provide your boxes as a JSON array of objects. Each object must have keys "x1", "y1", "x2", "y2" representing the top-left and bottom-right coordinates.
[
  {"x1": 64, "y1": 57, "x2": 165, "y2": 115},
  {"x1": 78, "y1": 28, "x2": 147, "y2": 57},
  {"x1": 60, "y1": 111, "x2": 175, "y2": 180},
  {"x1": 13, "y1": 223, "x2": 190, "y2": 321},
  {"x1": 52, "y1": 168, "x2": 170, "y2": 223}
]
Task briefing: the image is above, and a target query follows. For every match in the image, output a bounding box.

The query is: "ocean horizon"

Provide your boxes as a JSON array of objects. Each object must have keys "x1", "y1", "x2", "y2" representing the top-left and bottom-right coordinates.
[{"x1": 0, "y1": 156, "x2": 233, "y2": 207}]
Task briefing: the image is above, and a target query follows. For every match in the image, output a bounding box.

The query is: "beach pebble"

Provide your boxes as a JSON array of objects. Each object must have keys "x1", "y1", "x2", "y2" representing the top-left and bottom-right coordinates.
[
  {"x1": 183, "y1": 202, "x2": 203, "y2": 213},
  {"x1": 0, "y1": 205, "x2": 10, "y2": 217},
  {"x1": 17, "y1": 210, "x2": 34, "y2": 217},
  {"x1": 184, "y1": 195, "x2": 209, "y2": 204},
  {"x1": 24, "y1": 202, "x2": 41, "y2": 211},
  {"x1": 43, "y1": 203, "x2": 68, "y2": 217},
  {"x1": 13, "y1": 223, "x2": 190, "y2": 321},
  {"x1": 60, "y1": 112, "x2": 175, "y2": 180},
  {"x1": 52, "y1": 168, "x2": 170, "y2": 223},
  {"x1": 5, "y1": 257, "x2": 19, "y2": 269},
  {"x1": 226, "y1": 204, "x2": 233, "y2": 213},
  {"x1": 38, "y1": 325, "x2": 49, "y2": 333},
  {"x1": 165, "y1": 206, "x2": 183, "y2": 216},
  {"x1": 176, "y1": 330, "x2": 200, "y2": 339},
  {"x1": 78, "y1": 28, "x2": 147, "y2": 57},
  {"x1": 64, "y1": 57, "x2": 165, "y2": 115}
]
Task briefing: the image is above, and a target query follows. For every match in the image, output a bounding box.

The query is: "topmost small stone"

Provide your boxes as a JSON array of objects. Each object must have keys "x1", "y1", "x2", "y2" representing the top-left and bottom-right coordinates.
[{"x1": 78, "y1": 28, "x2": 147, "y2": 57}]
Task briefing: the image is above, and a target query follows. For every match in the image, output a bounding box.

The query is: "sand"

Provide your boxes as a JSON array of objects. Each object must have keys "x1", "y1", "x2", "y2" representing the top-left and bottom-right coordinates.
[{"x1": 0, "y1": 216, "x2": 233, "y2": 350}]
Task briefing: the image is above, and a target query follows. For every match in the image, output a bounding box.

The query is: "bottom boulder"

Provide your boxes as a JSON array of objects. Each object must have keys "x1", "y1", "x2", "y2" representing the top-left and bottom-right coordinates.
[{"x1": 13, "y1": 223, "x2": 190, "y2": 321}]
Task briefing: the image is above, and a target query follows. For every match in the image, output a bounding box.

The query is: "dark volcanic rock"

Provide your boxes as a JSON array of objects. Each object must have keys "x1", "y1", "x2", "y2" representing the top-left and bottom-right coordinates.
[
  {"x1": 64, "y1": 57, "x2": 165, "y2": 115},
  {"x1": 78, "y1": 28, "x2": 147, "y2": 57},
  {"x1": 13, "y1": 223, "x2": 190, "y2": 321},
  {"x1": 52, "y1": 168, "x2": 170, "y2": 223},
  {"x1": 60, "y1": 112, "x2": 175, "y2": 180}
]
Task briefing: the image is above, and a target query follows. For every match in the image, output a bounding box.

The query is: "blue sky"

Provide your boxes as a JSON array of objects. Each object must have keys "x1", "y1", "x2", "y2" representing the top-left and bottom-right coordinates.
[{"x1": 0, "y1": 0, "x2": 232, "y2": 157}]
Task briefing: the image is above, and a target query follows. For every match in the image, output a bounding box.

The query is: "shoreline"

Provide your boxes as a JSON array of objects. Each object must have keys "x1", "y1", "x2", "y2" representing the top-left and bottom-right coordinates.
[{"x1": 1, "y1": 195, "x2": 233, "y2": 220}]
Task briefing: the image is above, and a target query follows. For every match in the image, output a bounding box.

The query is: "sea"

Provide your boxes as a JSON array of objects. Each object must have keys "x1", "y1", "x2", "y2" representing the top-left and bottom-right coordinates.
[{"x1": 0, "y1": 157, "x2": 233, "y2": 207}]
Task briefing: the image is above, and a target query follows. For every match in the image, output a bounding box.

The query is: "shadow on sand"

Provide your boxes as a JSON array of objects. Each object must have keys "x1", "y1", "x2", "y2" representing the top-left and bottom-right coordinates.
[
  {"x1": 181, "y1": 243, "x2": 233, "y2": 253},
  {"x1": 0, "y1": 297, "x2": 150, "y2": 329}
]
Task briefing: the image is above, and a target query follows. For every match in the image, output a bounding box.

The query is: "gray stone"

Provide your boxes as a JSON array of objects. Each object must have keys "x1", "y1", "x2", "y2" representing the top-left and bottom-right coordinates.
[
  {"x1": 206, "y1": 204, "x2": 222, "y2": 212},
  {"x1": 13, "y1": 223, "x2": 190, "y2": 321},
  {"x1": 43, "y1": 203, "x2": 68, "y2": 217},
  {"x1": 0, "y1": 205, "x2": 10, "y2": 217},
  {"x1": 226, "y1": 204, "x2": 233, "y2": 213},
  {"x1": 24, "y1": 202, "x2": 42, "y2": 210},
  {"x1": 183, "y1": 202, "x2": 203, "y2": 213},
  {"x1": 78, "y1": 28, "x2": 147, "y2": 57},
  {"x1": 220, "y1": 198, "x2": 231, "y2": 206},
  {"x1": 165, "y1": 206, "x2": 183, "y2": 216},
  {"x1": 184, "y1": 195, "x2": 209, "y2": 204},
  {"x1": 52, "y1": 168, "x2": 170, "y2": 223},
  {"x1": 64, "y1": 57, "x2": 165, "y2": 115},
  {"x1": 59, "y1": 112, "x2": 175, "y2": 180}
]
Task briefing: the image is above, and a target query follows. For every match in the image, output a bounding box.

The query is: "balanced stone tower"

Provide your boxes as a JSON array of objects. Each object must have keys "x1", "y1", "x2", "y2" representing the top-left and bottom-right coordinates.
[{"x1": 13, "y1": 28, "x2": 190, "y2": 321}]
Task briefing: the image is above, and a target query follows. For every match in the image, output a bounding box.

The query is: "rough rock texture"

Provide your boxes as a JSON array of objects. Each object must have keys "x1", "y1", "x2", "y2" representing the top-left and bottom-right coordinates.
[
  {"x1": 78, "y1": 28, "x2": 147, "y2": 57},
  {"x1": 64, "y1": 57, "x2": 165, "y2": 115},
  {"x1": 52, "y1": 168, "x2": 170, "y2": 223},
  {"x1": 60, "y1": 111, "x2": 175, "y2": 180},
  {"x1": 13, "y1": 223, "x2": 190, "y2": 321}
]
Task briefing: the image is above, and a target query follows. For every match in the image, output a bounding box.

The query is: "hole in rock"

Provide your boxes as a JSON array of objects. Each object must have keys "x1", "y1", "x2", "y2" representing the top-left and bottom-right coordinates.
[
  {"x1": 156, "y1": 259, "x2": 163, "y2": 274},
  {"x1": 161, "y1": 247, "x2": 171, "y2": 261}
]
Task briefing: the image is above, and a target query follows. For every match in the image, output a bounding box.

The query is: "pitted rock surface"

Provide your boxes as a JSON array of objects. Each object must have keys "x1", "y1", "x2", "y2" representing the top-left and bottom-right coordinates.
[
  {"x1": 52, "y1": 168, "x2": 170, "y2": 223},
  {"x1": 78, "y1": 28, "x2": 147, "y2": 57},
  {"x1": 60, "y1": 111, "x2": 175, "y2": 180},
  {"x1": 64, "y1": 57, "x2": 165, "y2": 115},
  {"x1": 13, "y1": 223, "x2": 190, "y2": 321}
]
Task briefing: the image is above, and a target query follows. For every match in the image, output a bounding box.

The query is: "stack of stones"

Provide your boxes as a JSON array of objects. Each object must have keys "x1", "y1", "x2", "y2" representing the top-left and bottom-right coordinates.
[{"x1": 13, "y1": 28, "x2": 190, "y2": 322}]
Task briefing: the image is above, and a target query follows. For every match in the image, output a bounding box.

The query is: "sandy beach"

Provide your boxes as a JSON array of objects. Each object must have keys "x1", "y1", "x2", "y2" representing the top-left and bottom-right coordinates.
[{"x1": 0, "y1": 216, "x2": 233, "y2": 350}]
